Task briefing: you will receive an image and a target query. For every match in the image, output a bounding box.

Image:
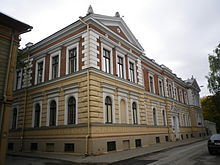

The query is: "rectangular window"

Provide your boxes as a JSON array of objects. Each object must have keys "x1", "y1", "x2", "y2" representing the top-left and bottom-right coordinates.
[
  {"x1": 51, "y1": 55, "x2": 59, "y2": 79},
  {"x1": 8, "y1": 143, "x2": 14, "y2": 151},
  {"x1": 69, "y1": 48, "x2": 77, "y2": 73},
  {"x1": 117, "y1": 56, "x2": 124, "y2": 78},
  {"x1": 156, "y1": 137, "x2": 160, "y2": 143},
  {"x1": 165, "y1": 136, "x2": 169, "y2": 142},
  {"x1": 129, "y1": 62, "x2": 135, "y2": 82},
  {"x1": 64, "y1": 143, "x2": 75, "y2": 152},
  {"x1": 36, "y1": 61, "x2": 44, "y2": 84},
  {"x1": 149, "y1": 75, "x2": 154, "y2": 93},
  {"x1": 30, "y1": 143, "x2": 38, "y2": 151},
  {"x1": 158, "y1": 79, "x2": 163, "y2": 96},
  {"x1": 135, "y1": 139, "x2": 142, "y2": 147},
  {"x1": 16, "y1": 70, "x2": 22, "y2": 90},
  {"x1": 103, "y1": 48, "x2": 111, "y2": 73},
  {"x1": 46, "y1": 143, "x2": 54, "y2": 152},
  {"x1": 12, "y1": 108, "x2": 17, "y2": 129},
  {"x1": 107, "y1": 141, "x2": 116, "y2": 152}
]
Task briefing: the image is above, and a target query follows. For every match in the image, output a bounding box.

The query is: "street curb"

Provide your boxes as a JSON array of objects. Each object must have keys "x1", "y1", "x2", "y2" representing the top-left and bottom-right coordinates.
[
  {"x1": 111, "y1": 138, "x2": 208, "y2": 164},
  {"x1": 7, "y1": 138, "x2": 208, "y2": 164}
]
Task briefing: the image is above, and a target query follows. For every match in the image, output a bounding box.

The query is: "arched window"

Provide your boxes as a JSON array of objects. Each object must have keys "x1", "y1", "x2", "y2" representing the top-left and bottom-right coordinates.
[
  {"x1": 34, "y1": 103, "x2": 40, "y2": 127},
  {"x1": 105, "y1": 96, "x2": 112, "y2": 123},
  {"x1": 132, "y1": 102, "x2": 138, "y2": 124},
  {"x1": 162, "y1": 110, "x2": 166, "y2": 126},
  {"x1": 49, "y1": 100, "x2": 56, "y2": 126},
  {"x1": 153, "y1": 108, "x2": 157, "y2": 126},
  {"x1": 12, "y1": 108, "x2": 17, "y2": 129},
  {"x1": 68, "y1": 96, "x2": 76, "y2": 124}
]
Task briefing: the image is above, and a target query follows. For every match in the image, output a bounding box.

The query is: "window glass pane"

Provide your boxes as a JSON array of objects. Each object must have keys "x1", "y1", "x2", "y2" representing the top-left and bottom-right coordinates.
[
  {"x1": 103, "y1": 49, "x2": 111, "y2": 73},
  {"x1": 68, "y1": 97, "x2": 76, "y2": 124},
  {"x1": 37, "y1": 61, "x2": 43, "y2": 83},
  {"x1": 34, "y1": 103, "x2": 40, "y2": 127},
  {"x1": 69, "y1": 48, "x2": 77, "y2": 73},
  {"x1": 50, "y1": 100, "x2": 56, "y2": 126},
  {"x1": 12, "y1": 108, "x2": 17, "y2": 129},
  {"x1": 52, "y1": 55, "x2": 59, "y2": 79},
  {"x1": 105, "y1": 96, "x2": 112, "y2": 123}
]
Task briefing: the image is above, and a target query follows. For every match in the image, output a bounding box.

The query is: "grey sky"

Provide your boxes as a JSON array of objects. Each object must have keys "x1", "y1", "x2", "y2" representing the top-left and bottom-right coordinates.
[{"x1": 2, "y1": 0, "x2": 220, "y2": 97}]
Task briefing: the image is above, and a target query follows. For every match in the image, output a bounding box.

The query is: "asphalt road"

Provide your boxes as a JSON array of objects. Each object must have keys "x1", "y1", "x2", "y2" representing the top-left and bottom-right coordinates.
[
  {"x1": 112, "y1": 140, "x2": 220, "y2": 165},
  {"x1": 6, "y1": 140, "x2": 220, "y2": 165}
]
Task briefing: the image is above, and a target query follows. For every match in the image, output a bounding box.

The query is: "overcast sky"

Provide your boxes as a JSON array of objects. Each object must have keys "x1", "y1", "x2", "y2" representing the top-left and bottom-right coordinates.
[{"x1": 2, "y1": 0, "x2": 220, "y2": 97}]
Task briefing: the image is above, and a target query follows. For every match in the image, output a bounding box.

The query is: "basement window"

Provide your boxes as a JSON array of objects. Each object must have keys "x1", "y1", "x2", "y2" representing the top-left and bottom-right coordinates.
[
  {"x1": 135, "y1": 139, "x2": 142, "y2": 147},
  {"x1": 107, "y1": 141, "x2": 116, "y2": 152},
  {"x1": 31, "y1": 143, "x2": 38, "y2": 151},
  {"x1": 46, "y1": 143, "x2": 54, "y2": 152},
  {"x1": 8, "y1": 143, "x2": 14, "y2": 151},
  {"x1": 64, "y1": 143, "x2": 75, "y2": 152},
  {"x1": 156, "y1": 137, "x2": 160, "y2": 143}
]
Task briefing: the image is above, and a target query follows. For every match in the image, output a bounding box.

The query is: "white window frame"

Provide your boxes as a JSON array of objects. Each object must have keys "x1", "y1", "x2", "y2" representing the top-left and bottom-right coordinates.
[
  {"x1": 149, "y1": 73, "x2": 155, "y2": 93},
  {"x1": 11, "y1": 105, "x2": 19, "y2": 129},
  {"x1": 66, "y1": 43, "x2": 79, "y2": 74},
  {"x1": 158, "y1": 78, "x2": 164, "y2": 96},
  {"x1": 101, "y1": 43, "x2": 113, "y2": 74},
  {"x1": 32, "y1": 101, "x2": 42, "y2": 128},
  {"x1": 103, "y1": 93, "x2": 115, "y2": 124},
  {"x1": 152, "y1": 105, "x2": 157, "y2": 126},
  {"x1": 64, "y1": 93, "x2": 78, "y2": 125},
  {"x1": 47, "y1": 97, "x2": 59, "y2": 126},
  {"x1": 14, "y1": 69, "x2": 23, "y2": 90},
  {"x1": 131, "y1": 99, "x2": 140, "y2": 124},
  {"x1": 35, "y1": 57, "x2": 45, "y2": 85},
  {"x1": 128, "y1": 58, "x2": 137, "y2": 83},
  {"x1": 161, "y1": 107, "x2": 167, "y2": 126},
  {"x1": 116, "y1": 52, "x2": 126, "y2": 79},
  {"x1": 49, "y1": 50, "x2": 61, "y2": 80}
]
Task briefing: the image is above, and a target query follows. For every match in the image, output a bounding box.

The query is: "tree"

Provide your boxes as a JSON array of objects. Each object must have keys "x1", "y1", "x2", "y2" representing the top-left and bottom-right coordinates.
[
  {"x1": 206, "y1": 44, "x2": 220, "y2": 94},
  {"x1": 201, "y1": 95, "x2": 220, "y2": 133}
]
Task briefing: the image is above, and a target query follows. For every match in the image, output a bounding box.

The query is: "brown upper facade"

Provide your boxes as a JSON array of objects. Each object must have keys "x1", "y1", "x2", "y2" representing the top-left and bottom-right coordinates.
[{"x1": 14, "y1": 6, "x2": 200, "y2": 107}]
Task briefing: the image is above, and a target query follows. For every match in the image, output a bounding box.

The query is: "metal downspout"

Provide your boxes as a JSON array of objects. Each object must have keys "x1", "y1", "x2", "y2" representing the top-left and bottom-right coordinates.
[{"x1": 79, "y1": 17, "x2": 90, "y2": 156}]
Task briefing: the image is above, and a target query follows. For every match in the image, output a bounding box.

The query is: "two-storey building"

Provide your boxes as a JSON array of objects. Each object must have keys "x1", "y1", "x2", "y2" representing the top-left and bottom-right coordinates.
[{"x1": 8, "y1": 7, "x2": 205, "y2": 155}]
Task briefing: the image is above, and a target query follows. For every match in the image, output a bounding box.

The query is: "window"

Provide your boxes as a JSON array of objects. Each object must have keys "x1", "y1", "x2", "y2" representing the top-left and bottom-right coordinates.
[
  {"x1": 34, "y1": 103, "x2": 40, "y2": 128},
  {"x1": 168, "y1": 84, "x2": 172, "y2": 98},
  {"x1": 162, "y1": 110, "x2": 166, "y2": 126},
  {"x1": 117, "y1": 56, "x2": 124, "y2": 78},
  {"x1": 179, "y1": 90, "x2": 183, "y2": 103},
  {"x1": 156, "y1": 137, "x2": 160, "y2": 143},
  {"x1": 149, "y1": 75, "x2": 154, "y2": 93},
  {"x1": 107, "y1": 141, "x2": 116, "y2": 152},
  {"x1": 35, "y1": 58, "x2": 45, "y2": 84},
  {"x1": 15, "y1": 70, "x2": 22, "y2": 90},
  {"x1": 64, "y1": 143, "x2": 74, "y2": 152},
  {"x1": 68, "y1": 47, "x2": 77, "y2": 73},
  {"x1": 183, "y1": 114, "x2": 185, "y2": 126},
  {"x1": 178, "y1": 113, "x2": 181, "y2": 126},
  {"x1": 46, "y1": 143, "x2": 54, "y2": 152},
  {"x1": 153, "y1": 108, "x2": 157, "y2": 126},
  {"x1": 158, "y1": 79, "x2": 163, "y2": 96},
  {"x1": 30, "y1": 143, "x2": 38, "y2": 151},
  {"x1": 8, "y1": 143, "x2": 14, "y2": 151},
  {"x1": 12, "y1": 108, "x2": 17, "y2": 129},
  {"x1": 103, "y1": 48, "x2": 111, "y2": 73},
  {"x1": 52, "y1": 55, "x2": 59, "y2": 79},
  {"x1": 49, "y1": 100, "x2": 56, "y2": 126},
  {"x1": 67, "y1": 96, "x2": 76, "y2": 124},
  {"x1": 105, "y1": 96, "x2": 112, "y2": 123},
  {"x1": 129, "y1": 62, "x2": 135, "y2": 82},
  {"x1": 135, "y1": 139, "x2": 142, "y2": 147},
  {"x1": 165, "y1": 136, "x2": 169, "y2": 142},
  {"x1": 132, "y1": 102, "x2": 138, "y2": 124}
]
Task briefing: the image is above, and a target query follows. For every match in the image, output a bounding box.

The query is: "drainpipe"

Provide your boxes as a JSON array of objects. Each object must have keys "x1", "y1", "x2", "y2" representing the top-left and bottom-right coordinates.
[{"x1": 79, "y1": 17, "x2": 90, "y2": 156}]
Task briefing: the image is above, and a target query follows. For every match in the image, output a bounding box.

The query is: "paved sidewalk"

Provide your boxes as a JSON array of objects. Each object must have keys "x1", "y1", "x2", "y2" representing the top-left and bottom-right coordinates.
[{"x1": 8, "y1": 137, "x2": 208, "y2": 164}]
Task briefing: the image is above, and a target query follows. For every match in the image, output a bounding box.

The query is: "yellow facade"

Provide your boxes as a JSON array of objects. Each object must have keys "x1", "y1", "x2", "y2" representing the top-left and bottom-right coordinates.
[{"x1": 8, "y1": 8, "x2": 205, "y2": 155}]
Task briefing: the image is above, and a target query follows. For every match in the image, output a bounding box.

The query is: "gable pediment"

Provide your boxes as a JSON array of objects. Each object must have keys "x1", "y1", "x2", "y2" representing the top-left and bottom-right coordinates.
[{"x1": 88, "y1": 14, "x2": 144, "y2": 51}]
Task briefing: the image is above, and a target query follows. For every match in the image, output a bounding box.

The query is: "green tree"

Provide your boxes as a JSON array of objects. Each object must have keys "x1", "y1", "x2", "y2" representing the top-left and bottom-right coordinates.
[
  {"x1": 201, "y1": 95, "x2": 220, "y2": 133},
  {"x1": 206, "y1": 44, "x2": 220, "y2": 94}
]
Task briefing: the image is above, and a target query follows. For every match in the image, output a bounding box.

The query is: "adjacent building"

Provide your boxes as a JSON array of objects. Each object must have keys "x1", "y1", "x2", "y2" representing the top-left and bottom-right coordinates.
[
  {"x1": 0, "y1": 12, "x2": 32, "y2": 164},
  {"x1": 8, "y1": 7, "x2": 205, "y2": 155}
]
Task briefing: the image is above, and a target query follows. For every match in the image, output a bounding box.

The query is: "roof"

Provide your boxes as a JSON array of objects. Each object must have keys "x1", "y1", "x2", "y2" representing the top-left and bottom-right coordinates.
[{"x1": 0, "y1": 12, "x2": 32, "y2": 34}]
